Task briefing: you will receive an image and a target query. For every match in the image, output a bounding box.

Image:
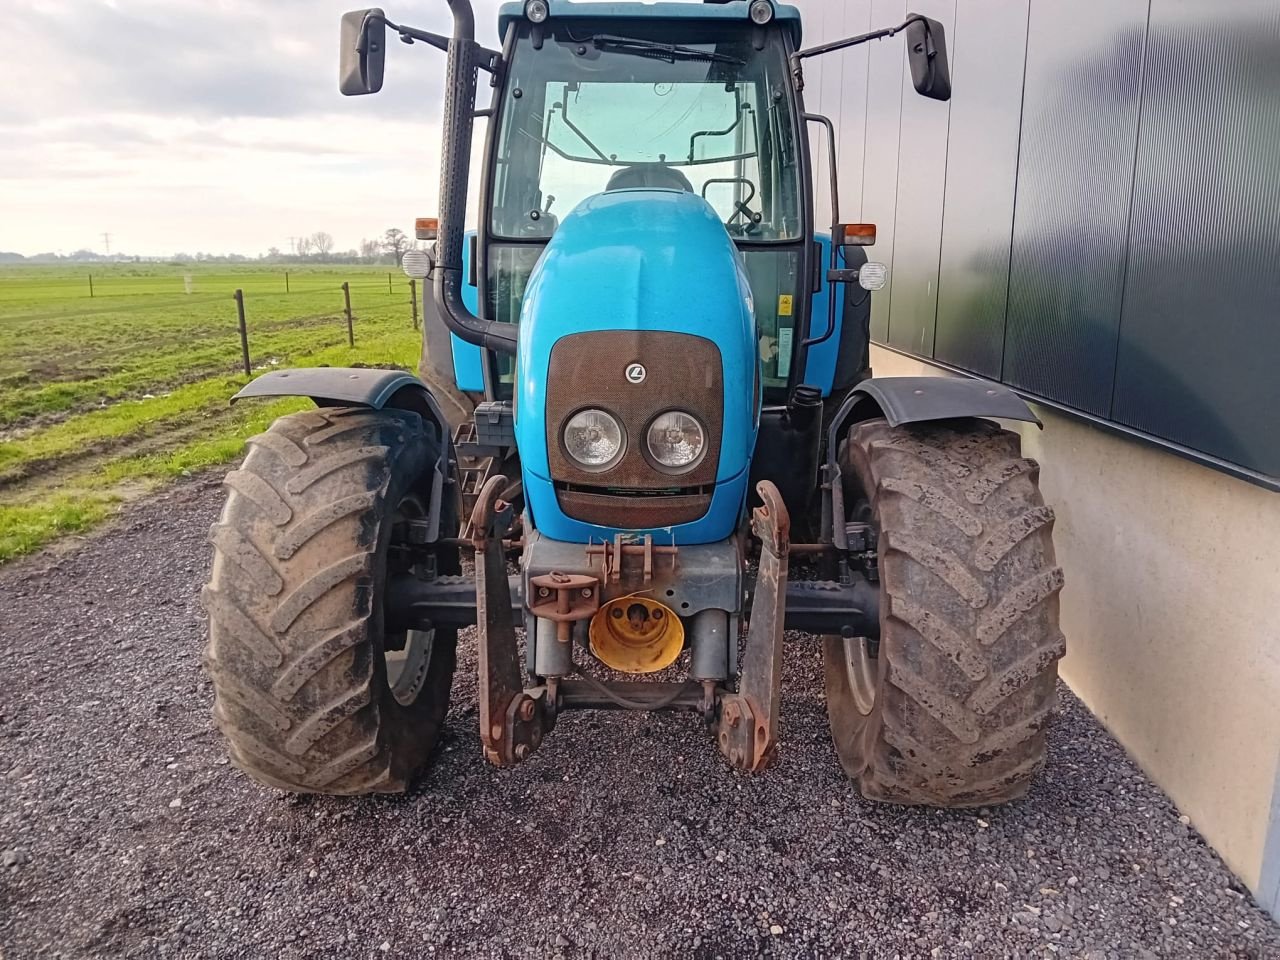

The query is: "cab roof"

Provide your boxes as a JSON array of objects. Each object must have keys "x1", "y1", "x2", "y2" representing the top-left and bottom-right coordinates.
[{"x1": 497, "y1": 1, "x2": 803, "y2": 47}]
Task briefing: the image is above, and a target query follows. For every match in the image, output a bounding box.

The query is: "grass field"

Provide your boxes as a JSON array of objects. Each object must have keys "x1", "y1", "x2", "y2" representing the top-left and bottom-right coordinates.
[{"x1": 0, "y1": 263, "x2": 424, "y2": 562}]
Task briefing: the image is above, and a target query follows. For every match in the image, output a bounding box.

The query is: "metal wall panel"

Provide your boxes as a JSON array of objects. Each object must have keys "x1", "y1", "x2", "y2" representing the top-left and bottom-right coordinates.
[
  {"x1": 933, "y1": 0, "x2": 1030, "y2": 379},
  {"x1": 884, "y1": 0, "x2": 955, "y2": 357},
  {"x1": 805, "y1": 4, "x2": 873, "y2": 225},
  {"x1": 862, "y1": 0, "x2": 907, "y2": 344},
  {"x1": 1112, "y1": 0, "x2": 1280, "y2": 478},
  {"x1": 834, "y1": 5, "x2": 872, "y2": 221},
  {"x1": 805, "y1": 0, "x2": 834, "y2": 230},
  {"x1": 1003, "y1": 0, "x2": 1150, "y2": 415}
]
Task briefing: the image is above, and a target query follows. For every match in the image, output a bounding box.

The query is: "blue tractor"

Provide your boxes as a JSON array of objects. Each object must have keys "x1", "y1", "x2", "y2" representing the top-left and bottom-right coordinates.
[{"x1": 204, "y1": 0, "x2": 1065, "y2": 806}]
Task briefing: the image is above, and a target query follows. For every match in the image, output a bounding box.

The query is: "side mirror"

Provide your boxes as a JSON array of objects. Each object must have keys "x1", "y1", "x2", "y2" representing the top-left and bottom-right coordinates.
[
  {"x1": 340, "y1": 9, "x2": 386, "y2": 96},
  {"x1": 905, "y1": 15, "x2": 951, "y2": 101}
]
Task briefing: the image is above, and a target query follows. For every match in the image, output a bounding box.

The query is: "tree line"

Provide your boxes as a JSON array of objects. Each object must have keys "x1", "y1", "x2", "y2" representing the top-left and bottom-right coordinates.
[{"x1": 0, "y1": 228, "x2": 422, "y2": 266}]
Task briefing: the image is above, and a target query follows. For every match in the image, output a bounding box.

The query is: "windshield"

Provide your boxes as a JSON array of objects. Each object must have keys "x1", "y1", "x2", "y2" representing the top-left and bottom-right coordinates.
[{"x1": 489, "y1": 20, "x2": 803, "y2": 242}]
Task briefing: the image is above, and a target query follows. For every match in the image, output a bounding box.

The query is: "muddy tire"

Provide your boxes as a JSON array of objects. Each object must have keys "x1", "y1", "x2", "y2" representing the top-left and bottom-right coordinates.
[
  {"x1": 202, "y1": 406, "x2": 457, "y2": 794},
  {"x1": 824, "y1": 418, "x2": 1065, "y2": 806}
]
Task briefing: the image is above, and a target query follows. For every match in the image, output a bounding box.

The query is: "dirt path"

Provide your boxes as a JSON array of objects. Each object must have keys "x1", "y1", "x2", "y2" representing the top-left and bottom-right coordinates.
[
  {"x1": 0, "y1": 477, "x2": 1276, "y2": 959},
  {"x1": 0, "y1": 405, "x2": 244, "y2": 497}
]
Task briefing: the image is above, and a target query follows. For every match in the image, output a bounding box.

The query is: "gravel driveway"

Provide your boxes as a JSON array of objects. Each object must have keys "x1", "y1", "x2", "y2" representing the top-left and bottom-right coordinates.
[{"x1": 2, "y1": 476, "x2": 1277, "y2": 959}]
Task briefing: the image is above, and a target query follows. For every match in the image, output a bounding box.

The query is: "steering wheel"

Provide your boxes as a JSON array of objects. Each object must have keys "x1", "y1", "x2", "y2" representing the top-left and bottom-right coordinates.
[{"x1": 702, "y1": 177, "x2": 763, "y2": 235}]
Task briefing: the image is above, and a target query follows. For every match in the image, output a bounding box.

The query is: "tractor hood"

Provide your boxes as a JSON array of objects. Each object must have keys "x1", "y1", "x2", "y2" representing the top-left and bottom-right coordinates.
[{"x1": 514, "y1": 189, "x2": 760, "y2": 543}]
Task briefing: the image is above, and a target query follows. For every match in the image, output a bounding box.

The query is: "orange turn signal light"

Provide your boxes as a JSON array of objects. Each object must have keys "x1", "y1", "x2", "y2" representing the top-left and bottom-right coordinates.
[
  {"x1": 838, "y1": 222, "x2": 877, "y2": 246},
  {"x1": 415, "y1": 217, "x2": 439, "y2": 241}
]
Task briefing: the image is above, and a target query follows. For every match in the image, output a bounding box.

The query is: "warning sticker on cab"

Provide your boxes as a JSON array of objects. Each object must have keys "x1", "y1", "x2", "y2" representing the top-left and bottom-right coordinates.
[{"x1": 777, "y1": 295, "x2": 794, "y2": 317}]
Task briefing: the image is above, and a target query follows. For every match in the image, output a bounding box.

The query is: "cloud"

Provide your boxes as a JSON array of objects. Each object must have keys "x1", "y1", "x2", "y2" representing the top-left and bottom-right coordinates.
[{"x1": 1, "y1": 0, "x2": 506, "y2": 254}]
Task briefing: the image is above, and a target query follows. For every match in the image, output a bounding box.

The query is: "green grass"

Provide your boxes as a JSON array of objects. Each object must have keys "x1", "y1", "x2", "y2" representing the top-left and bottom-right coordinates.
[
  {"x1": 0, "y1": 263, "x2": 424, "y2": 562},
  {"x1": 0, "y1": 495, "x2": 117, "y2": 562}
]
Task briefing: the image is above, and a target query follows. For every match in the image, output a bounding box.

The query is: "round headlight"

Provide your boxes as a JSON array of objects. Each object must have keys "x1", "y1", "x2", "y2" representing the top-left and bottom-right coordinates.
[
  {"x1": 563, "y1": 408, "x2": 624, "y2": 468},
  {"x1": 749, "y1": 0, "x2": 775, "y2": 25},
  {"x1": 525, "y1": 0, "x2": 549, "y2": 24},
  {"x1": 646, "y1": 411, "x2": 706, "y2": 470}
]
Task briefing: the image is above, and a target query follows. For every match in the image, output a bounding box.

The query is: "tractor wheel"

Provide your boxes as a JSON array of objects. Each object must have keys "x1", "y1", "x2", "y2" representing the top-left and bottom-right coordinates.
[
  {"x1": 202, "y1": 406, "x2": 457, "y2": 794},
  {"x1": 823, "y1": 418, "x2": 1065, "y2": 807}
]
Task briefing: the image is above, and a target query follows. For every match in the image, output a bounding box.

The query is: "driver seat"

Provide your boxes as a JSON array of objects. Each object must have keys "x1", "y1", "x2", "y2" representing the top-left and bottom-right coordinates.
[{"x1": 605, "y1": 163, "x2": 694, "y2": 192}]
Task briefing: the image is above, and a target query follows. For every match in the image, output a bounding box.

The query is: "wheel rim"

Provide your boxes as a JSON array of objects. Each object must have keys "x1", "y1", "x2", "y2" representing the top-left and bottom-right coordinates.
[
  {"x1": 840, "y1": 636, "x2": 879, "y2": 716},
  {"x1": 840, "y1": 496, "x2": 880, "y2": 716},
  {"x1": 386, "y1": 627, "x2": 435, "y2": 706},
  {"x1": 384, "y1": 493, "x2": 436, "y2": 707}
]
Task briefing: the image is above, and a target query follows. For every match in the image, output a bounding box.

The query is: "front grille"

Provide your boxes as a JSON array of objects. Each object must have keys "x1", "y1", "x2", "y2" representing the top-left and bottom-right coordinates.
[
  {"x1": 555, "y1": 487, "x2": 711, "y2": 526},
  {"x1": 545, "y1": 330, "x2": 723, "y2": 526}
]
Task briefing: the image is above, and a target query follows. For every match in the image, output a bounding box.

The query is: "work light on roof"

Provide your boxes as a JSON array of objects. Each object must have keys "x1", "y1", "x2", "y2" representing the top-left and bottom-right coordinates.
[
  {"x1": 749, "y1": 0, "x2": 775, "y2": 25},
  {"x1": 525, "y1": 0, "x2": 549, "y2": 24}
]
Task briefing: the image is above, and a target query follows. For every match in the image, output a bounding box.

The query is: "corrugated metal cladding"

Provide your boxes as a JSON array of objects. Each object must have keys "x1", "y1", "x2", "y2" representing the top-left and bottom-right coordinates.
[{"x1": 802, "y1": 0, "x2": 1280, "y2": 485}]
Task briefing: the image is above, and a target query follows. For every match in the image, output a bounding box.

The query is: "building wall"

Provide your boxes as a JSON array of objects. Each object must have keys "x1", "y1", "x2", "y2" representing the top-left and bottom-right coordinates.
[
  {"x1": 797, "y1": 0, "x2": 1280, "y2": 908},
  {"x1": 802, "y1": 0, "x2": 1280, "y2": 486}
]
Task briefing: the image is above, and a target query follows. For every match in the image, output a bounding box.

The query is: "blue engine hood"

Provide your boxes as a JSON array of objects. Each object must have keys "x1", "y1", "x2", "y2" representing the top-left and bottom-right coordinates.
[{"x1": 515, "y1": 188, "x2": 760, "y2": 543}]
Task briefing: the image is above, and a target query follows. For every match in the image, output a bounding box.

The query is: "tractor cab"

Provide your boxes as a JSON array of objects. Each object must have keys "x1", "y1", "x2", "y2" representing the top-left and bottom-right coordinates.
[{"x1": 481, "y1": 4, "x2": 808, "y2": 398}]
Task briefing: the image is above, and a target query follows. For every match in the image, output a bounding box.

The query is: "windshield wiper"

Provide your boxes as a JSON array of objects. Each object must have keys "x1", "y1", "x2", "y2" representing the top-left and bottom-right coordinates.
[{"x1": 569, "y1": 32, "x2": 746, "y2": 65}]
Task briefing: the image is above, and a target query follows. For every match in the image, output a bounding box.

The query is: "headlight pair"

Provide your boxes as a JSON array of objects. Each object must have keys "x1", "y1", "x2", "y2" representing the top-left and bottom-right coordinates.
[{"x1": 562, "y1": 408, "x2": 706, "y2": 472}]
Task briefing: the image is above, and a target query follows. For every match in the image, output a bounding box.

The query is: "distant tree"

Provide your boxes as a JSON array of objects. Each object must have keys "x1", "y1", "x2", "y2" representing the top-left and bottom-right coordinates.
[
  {"x1": 296, "y1": 236, "x2": 314, "y2": 257},
  {"x1": 359, "y1": 237, "x2": 382, "y2": 261},
  {"x1": 266, "y1": 246, "x2": 281, "y2": 260},
  {"x1": 311, "y1": 231, "x2": 334, "y2": 256},
  {"x1": 382, "y1": 227, "x2": 409, "y2": 265}
]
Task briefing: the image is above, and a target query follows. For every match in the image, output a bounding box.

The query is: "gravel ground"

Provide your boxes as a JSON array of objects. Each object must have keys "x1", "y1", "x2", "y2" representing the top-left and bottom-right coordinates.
[{"x1": 2, "y1": 476, "x2": 1278, "y2": 960}]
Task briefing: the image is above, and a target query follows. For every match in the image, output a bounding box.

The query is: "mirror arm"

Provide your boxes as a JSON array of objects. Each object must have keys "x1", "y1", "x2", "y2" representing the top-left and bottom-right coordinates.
[
  {"x1": 369, "y1": 14, "x2": 502, "y2": 73},
  {"x1": 801, "y1": 113, "x2": 841, "y2": 349},
  {"x1": 789, "y1": 14, "x2": 926, "y2": 90}
]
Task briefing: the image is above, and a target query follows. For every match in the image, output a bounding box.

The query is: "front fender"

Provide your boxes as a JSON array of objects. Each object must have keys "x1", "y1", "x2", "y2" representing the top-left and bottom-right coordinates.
[
  {"x1": 843, "y1": 376, "x2": 1041, "y2": 430},
  {"x1": 826, "y1": 374, "x2": 1041, "y2": 457},
  {"x1": 233, "y1": 366, "x2": 456, "y2": 453},
  {"x1": 232, "y1": 367, "x2": 426, "y2": 410}
]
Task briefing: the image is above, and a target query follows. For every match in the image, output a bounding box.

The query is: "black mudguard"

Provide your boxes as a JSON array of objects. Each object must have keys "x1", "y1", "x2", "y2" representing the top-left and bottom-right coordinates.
[
  {"x1": 821, "y1": 375, "x2": 1041, "y2": 551},
  {"x1": 233, "y1": 367, "x2": 456, "y2": 440},
  {"x1": 827, "y1": 375, "x2": 1039, "y2": 456},
  {"x1": 232, "y1": 367, "x2": 430, "y2": 411}
]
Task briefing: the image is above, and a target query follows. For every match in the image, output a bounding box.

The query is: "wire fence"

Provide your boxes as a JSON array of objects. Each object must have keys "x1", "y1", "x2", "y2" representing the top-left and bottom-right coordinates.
[
  {"x1": 230, "y1": 279, "x2": 422, "y2": 375},
  {"x1": 1, "y1": 272, "x2": 424, "y2": 395},
  {"x1": 0, "y1": 269, "x2": 415, "y2": 304}
]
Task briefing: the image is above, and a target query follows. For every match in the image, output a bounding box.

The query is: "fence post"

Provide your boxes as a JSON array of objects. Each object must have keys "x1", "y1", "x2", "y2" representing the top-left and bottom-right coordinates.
[
  {"x1": 410, "y1": 279, "x2": 419, "y2": 329},
  {"x1": 88, "y1": 273, "x2": 94, "y2": 298},
  {"x1": 342, "y1": 281, "x2": 354, "y2": 346},
  {"x1": 388, "y1": 272, "x2": 393, "y2": 295},
  {"x1": 234, "y1": 289, "x2": 251, "y2": 377},
  {"x1": 285, "y1": 271, "x2": 290, "y2": 294}
]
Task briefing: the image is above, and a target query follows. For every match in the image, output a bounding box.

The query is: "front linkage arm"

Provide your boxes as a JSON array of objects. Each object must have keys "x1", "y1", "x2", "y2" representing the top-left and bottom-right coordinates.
[
  {"x1": 470, "y1": 475, "x2": 552, "y2": 766},
  {"x1": 717, "y1": 481, "x2": 790, "y2": 773}
]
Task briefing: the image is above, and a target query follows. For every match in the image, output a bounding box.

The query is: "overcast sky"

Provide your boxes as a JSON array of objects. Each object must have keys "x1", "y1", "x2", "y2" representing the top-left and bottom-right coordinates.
[{"x1": 0, "y1": 0, "x2": 509, "y2": 257}]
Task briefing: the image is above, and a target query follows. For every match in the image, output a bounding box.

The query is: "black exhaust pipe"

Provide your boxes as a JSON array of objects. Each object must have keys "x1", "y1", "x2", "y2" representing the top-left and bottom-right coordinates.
[{"x1": 431, "y1": 0, "x2": 518, "y2": 354}]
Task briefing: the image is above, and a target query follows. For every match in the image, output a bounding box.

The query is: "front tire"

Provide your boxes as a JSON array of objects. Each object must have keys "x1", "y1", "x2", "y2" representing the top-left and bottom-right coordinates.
[
  {"x1": 824, "y1": 418, "x2": 1065, "y2": 806},
  {"x1": 202, "y1": 406, "x2": 457, "y2": 794}
]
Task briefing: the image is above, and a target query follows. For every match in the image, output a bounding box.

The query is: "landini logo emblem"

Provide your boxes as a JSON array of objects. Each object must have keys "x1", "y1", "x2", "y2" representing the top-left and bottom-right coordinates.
[{"x1": 625, "y1": 363, "x2": 647, "y2": 384}]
